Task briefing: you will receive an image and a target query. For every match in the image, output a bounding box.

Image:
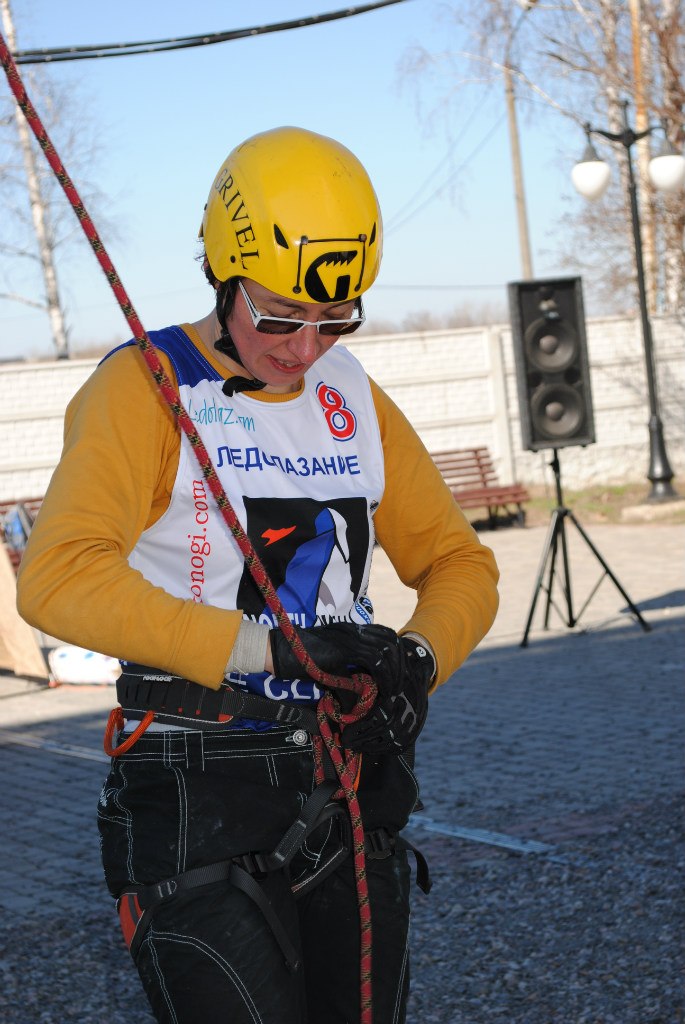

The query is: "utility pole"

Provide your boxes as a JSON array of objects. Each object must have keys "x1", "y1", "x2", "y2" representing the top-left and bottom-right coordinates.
[
  {"x1": 0, "y1": 0, "x2": 69, "y2": 358},
  {"x1": 503, "y1": 1, "x2": 538, "y2": 280},
  {"x1": 628, "y1": 0, "x2": 657, "y2": 313},
  {"x1": 504, "y1": 63, "x2": 533, "y2": 279}
]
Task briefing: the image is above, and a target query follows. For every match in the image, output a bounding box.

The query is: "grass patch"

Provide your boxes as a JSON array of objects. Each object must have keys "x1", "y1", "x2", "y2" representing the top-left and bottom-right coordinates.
[{"x1": 465, "y1": 479, "x2": 685, "y2": 530}]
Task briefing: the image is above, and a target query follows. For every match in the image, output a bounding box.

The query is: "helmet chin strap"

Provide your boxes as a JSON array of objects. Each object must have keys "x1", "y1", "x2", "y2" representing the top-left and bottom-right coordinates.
[
  {"x1": 214, "y1": 324, "x2": 267, "y2": 397},
  {"x1": 214, "y1": 332, "x2": 267, "y2": 396}
]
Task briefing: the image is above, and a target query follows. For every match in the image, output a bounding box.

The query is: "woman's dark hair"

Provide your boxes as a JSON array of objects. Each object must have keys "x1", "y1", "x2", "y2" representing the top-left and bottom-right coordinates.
[
  {"x1": 215, "y1": 277, "x2": 239, "y2": 331},
  {"x1": 199, "y1": 250, "x2": 239, "y2": 330},
  {"x1": 198, "y1": 250, "x2": 256, "y2": 377}
]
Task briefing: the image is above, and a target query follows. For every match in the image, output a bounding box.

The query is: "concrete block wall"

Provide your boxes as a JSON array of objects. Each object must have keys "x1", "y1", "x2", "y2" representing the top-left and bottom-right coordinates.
[
  {"x1": 348, "y1": 314, "x2": 684, "y2": 489},
  {"x1": 1, "y1": 315, "x2": 683, "y2": 502},
  {"x1": 0, "y1": 359, "x2": 94, "y2": 501},
  {"x1": 499, "y1": 315, "x2": 685, "y2": 487},
  {"x1": 345, "y1": 327, "x2": 501, "y2": 456}
]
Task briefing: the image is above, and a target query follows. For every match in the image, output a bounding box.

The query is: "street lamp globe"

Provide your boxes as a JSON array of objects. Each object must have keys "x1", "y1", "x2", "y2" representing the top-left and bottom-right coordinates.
[
  {"x1": 571, "y1": 155, "x2": 611, "y2": 200},
  {"x1": 571, "y1": 134, "x2": 612, "y2": 200},
  {"x1": 647, "y1": 137, "x2": 685, "y2": 193},
  {"x1": 572, "y1": 126, "x2": 685, "y2": 201}
]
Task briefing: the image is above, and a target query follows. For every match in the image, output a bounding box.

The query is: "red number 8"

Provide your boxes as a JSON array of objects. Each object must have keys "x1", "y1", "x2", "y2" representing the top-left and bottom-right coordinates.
[{"x1": 316, "y1": 383, "x2": 357, "y2": 440}]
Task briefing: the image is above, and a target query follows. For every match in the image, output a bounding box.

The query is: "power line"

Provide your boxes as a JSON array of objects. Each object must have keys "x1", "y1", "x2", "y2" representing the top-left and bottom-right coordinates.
[
  {"x1": 0, "y1": 281, "x2": 507, "y2": 325},
  {"x1": 385, "y1": 104, "x2": 485, "y2": 231},
  {"x1": 385, "y1": 112, "x2": 506, "y2": 236},
  {"x1": 13, "y1": 0, "x2": 412, "y2": 64},
  {"x1": 373, "y1": 283, "x2": 504, "y2": 291},
  {"x1": 385, "y1": 142, "x2": 463, "y2": 231}
]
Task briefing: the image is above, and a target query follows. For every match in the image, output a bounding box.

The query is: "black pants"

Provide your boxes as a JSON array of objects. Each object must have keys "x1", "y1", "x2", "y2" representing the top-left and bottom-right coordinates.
[{"x1": 97, "y1": 725, "x2": 420, "y2": 1023}]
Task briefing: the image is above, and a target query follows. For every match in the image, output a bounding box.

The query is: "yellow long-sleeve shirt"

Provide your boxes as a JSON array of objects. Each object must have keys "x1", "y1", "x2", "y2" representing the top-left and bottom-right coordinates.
[{"x1": 17, "y1": 325, "x2": 498, "y2": 689}]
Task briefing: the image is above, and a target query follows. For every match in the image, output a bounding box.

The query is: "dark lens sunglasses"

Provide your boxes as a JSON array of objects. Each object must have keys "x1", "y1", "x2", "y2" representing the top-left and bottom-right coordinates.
[{"x1": 238, "y1": 280, "x2": 365, "y2": 337}]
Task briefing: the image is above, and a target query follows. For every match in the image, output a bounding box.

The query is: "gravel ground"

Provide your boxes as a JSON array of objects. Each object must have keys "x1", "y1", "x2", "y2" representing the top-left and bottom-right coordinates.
[
  {"x1": 409, "y1": 794, "x2": 684, "y2": 1024},
  {"x1": 0, "y1": 795, "x2": 681, "y2": 1024}
]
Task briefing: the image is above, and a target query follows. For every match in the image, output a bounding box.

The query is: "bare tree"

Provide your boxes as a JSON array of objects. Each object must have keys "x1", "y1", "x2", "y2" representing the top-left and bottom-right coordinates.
[
  {"x1": 0, "y1": 0, "x2": 113, "y2": 358},
  {"x1": 365, "y1": 299, "x2": 507, "y2": 334},
  {"x1": 403, "y1": 0, "x2": 684, "y2": 316},
  {"x1": 0, "y1": 0, "x2": 70, "y2": 357}
]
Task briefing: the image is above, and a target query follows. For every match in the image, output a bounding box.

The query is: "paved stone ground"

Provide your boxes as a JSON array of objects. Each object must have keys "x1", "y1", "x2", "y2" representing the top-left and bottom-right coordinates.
[{"x1": 0, "y1": 522, "x2": 682, "y2": 1022}]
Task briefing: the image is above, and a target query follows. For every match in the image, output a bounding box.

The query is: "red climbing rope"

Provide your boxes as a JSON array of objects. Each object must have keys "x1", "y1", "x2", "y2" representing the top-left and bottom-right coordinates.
[{"x1": 0, "y1": 33, "x2": 375, "y2": 1021}]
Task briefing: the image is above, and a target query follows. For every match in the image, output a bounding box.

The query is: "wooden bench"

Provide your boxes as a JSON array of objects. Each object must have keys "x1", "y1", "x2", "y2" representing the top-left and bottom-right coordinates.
[
  {"x1": 0, "y1": 498, "x2": 43, "y2": 574},
  {"x1": 431, "y1": 447, "x2": 530, "y2": 528}
]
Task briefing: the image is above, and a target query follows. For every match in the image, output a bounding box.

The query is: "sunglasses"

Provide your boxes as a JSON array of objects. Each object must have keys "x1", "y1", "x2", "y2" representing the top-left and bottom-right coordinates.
[{"x1": 238, "y1": 280, "x2": 365, "y2": 336}]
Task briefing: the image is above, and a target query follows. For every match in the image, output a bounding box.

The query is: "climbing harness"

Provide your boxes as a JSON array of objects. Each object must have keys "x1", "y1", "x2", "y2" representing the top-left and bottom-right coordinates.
[
  {"x1": 116, "y1": 779, "x2": 430, "y2": 965},
  {"x1": 104, "y1": 664, "x2": 321, "y2": 750},
  {"x1": 107, "y1": 664, "x2": 434, "y2": 983},
  {"x1": 118, "y1": 778, "x2": 343, "y2": 967},
  {"x1": 108, "y1": 668, "x2": 433, "y2": 979}
]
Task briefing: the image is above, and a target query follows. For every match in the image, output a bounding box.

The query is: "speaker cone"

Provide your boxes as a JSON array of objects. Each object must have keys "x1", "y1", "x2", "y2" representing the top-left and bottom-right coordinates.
[
  {"x1": 524, "y1": 318, "x2": 578, "y2": 373},
  {"x1": 530, "y1": 384, "x2": 584, "y2": 439}
]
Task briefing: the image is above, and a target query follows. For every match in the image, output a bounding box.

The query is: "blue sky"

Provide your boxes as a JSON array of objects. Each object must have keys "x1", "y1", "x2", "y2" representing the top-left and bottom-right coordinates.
[{"x1": 0, "y1": 0, "x2": 579, "y2": 360}]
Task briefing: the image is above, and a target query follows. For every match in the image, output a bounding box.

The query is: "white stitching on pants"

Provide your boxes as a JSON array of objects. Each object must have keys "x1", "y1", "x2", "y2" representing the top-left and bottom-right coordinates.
[
  {"x1": 171, "y1": 766, "x2": 188, "y2": 875},
  {"x1": 148, "y1": 935, "x2": 180, "y2": 1024},
  {"x1": 116, "y1": 762, "x2": 137, "y2": 884},
  {"x1": 397, "y1": 754, "x2": 419, "y2": 810},
  {"x1": 265, "y1": 754, "x2": 276, "y2": 787},
  {"x1": 392, "y1": 927, "x2": 410, "y2": 1024},
  {"x1": 146, "y1": 927, "x2": 265, "y2": 1024},
  {"x1": 300, "y1": 815, "x2": 333, "y2": 866}
]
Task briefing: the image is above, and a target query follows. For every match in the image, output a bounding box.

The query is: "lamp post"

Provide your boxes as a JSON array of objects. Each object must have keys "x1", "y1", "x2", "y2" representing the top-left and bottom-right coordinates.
[{"x1": 571, "y1": 100, "x2": 685, "y2": 503}]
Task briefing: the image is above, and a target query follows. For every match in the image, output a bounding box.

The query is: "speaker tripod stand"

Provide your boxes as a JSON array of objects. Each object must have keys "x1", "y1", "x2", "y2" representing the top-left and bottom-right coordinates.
[{"x1": 520, "y1": 450, "x2": 650, "y2": 647}]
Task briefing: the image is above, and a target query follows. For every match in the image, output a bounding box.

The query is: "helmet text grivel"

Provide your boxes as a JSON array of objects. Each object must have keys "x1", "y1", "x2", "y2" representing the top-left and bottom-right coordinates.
[{"x1": 200, "y1": 126, "x2": 383, "y2": 303}]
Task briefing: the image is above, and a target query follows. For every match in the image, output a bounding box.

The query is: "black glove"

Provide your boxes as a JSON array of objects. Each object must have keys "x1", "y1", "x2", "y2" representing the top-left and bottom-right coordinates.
[
  {"x1": 270, "y1": 624, "x2": 434, "y2": 752},
  {"x1": 341, "y1": 637, "x2": 434, "y2": 754},
  {"x1": 269, "y1": 622, "x2": 401, "y2": 684}
]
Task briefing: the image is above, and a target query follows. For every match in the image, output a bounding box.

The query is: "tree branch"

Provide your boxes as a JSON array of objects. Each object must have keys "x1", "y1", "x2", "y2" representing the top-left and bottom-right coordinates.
[{"x1": 0, "y1": 290, "x2": 46, "y2": 310}]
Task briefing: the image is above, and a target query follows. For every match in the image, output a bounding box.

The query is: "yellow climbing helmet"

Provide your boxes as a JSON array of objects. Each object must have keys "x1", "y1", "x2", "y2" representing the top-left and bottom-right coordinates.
[{"x1": 200, "y1": 126, "x2": 382, "y2": 304}]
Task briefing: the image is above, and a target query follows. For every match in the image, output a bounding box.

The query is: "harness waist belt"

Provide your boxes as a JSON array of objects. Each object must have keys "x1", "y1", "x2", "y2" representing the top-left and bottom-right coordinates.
[{"x1": 117, "y1": 664, "x2": 320, "y2": 733}]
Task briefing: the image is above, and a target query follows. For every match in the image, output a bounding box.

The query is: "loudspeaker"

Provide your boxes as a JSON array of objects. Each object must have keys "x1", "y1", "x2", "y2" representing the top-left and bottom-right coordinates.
[{"x1": 508, "y1": 276, "x2": 596, "y2": 452}]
